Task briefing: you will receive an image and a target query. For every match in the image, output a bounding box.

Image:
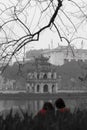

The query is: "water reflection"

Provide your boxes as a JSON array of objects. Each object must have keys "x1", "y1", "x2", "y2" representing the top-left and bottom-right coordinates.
[
  {"x1": 0, "y1": 99, "x2": 86, "y2": 114},
  {"x1": 0, "y1": 100, "x2": 55, "y2": 115}
]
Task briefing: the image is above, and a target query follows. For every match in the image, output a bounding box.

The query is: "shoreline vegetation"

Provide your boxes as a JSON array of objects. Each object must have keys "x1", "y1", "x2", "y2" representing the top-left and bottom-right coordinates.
[
  {"x1": 0, "y1": 91, "x2": 86, "y2": 100},
  {"x1": 0, "y1": 107, "x2": 87, "y2": 130}
]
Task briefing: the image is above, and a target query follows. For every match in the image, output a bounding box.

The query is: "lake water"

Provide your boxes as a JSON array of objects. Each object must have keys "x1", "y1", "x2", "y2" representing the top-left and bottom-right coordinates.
[
  {"x1": 0, "y1": 98, "x2": 83, "y2": 115},
  {"x1": 0, "y1": 99, "x2": 55, "y2": 116},
  {"x1": 0, "y1": 92, "x2": 87, "y2": 116}
]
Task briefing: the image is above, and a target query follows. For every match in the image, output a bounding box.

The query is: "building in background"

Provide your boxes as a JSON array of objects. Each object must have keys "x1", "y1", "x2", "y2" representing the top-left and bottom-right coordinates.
[
  {"x1": 26, "y1": 46, "x2": 87, "y2": 66},
  {"x1": 1, "y1": 45, "x2": 87, "y2": 92},
  {"x1": 26, "y1": 55, "x2": 59, "y2": 93}
]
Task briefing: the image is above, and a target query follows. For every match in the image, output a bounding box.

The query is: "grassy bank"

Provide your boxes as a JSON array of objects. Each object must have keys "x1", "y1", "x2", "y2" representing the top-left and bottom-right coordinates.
[{"x1": 0, "y1": 107, "x2": 87, "y2": 130}]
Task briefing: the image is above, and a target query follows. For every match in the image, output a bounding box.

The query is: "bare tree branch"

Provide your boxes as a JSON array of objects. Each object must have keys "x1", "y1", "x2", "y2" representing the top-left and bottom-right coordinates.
[{"x1": 0, "y1": 0, "x2": 86, "y2": 70}]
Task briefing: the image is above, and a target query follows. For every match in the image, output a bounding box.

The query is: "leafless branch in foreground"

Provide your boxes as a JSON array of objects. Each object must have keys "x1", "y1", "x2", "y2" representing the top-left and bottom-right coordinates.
[{"x1": 0, "y1": 0, "x2": 86, "y2": 71}]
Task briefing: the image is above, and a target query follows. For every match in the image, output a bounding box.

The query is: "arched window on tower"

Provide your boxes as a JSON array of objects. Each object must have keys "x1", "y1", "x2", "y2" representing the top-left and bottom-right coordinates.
[
  {"x1": 43, "y1": 84, "x2": 48, "y2": 92},
  {"x1": 37, "y1": 84, "x2": 40, "y2": 92},
  {"x1": 52, "y1": 85, "x2": 55, "y2": 93},
  {"x1": 37, "y1": 74, "x2": 40, "y2": 79},
  {"x1": 51, "y1": 73, "x2": 54, "y2": 79},
  {"x1": 43, "y1": 73, "x2": 47, "y2": 79}
]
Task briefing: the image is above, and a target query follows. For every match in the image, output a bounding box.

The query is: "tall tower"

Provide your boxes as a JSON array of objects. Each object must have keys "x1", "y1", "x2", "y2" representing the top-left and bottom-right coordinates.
[{"x1": 26, "y1": 55, "x2": 59, "y2": 93}]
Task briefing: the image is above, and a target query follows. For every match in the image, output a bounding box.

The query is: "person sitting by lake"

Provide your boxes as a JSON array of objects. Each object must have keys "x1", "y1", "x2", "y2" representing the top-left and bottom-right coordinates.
[
  {"x1": 55, "y1": 98, "x2": 70, "y2": 113},
  {"x1": 37, "y1": 102, "x2": 54, "y2": 116},
  {"x1": 32, "y1": 102, "x2": 55, "y2": 130}
]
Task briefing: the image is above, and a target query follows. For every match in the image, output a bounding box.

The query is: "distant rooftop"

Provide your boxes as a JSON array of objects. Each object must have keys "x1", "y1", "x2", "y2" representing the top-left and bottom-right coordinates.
[{"x1": 26, "y1": 45, "x2": 87, "y2": 59}]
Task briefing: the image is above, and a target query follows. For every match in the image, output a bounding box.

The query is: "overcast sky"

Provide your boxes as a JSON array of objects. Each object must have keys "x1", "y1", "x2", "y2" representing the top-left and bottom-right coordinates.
[{"x1": 0, "y1": 0, "x2": 87, "y2": 61}]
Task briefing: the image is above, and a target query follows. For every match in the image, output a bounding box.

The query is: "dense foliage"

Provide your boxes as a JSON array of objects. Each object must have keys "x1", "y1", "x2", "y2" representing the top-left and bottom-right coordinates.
[{"x1": 0, "y1": 108, "x2": 87, "y2": 130}]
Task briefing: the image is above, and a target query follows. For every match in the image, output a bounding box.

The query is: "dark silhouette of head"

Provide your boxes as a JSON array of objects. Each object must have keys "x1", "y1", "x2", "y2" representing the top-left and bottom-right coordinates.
[
  {"x1": 43, "y1": 102, "x2": 54, "y2": 111},
  {"x1": 55, "y1": 98, "x2": 66, "y2": 109}
]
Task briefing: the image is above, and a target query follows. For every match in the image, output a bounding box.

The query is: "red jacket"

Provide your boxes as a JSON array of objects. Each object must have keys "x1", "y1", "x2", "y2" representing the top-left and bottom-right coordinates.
[
  {"x1": 58, "y1": 107, "x2": 70, "y2": 113},
  {"x1": 38, "y1": 109, "x2": 47, "y2": 115}
]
